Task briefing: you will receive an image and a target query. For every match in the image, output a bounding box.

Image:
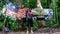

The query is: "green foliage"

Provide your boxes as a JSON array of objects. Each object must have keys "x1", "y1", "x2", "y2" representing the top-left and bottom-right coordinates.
[
  {"x1": 0, "y1": 23, "x2": 4, "y2": 30},
  {"x1": 6, "y1": 17, "x2": 18, "y2": 30},
  {"x1": 0, "y1": 14, "x2": 18, "y2": 30},
  {"x1": 10, "y1": 22, "x2": 18, "y2": 30},
  {"x1": 41, "y1": 0, "x2": 47, "y2": 8},
  {"x1": 28, "y1": 0, "x2": 37, "y2": 8},
  {"x1": 22, "y1": 0, "x2": 37, "y2": 8},
  {"x1": 0, "y1": 14, "x2": 4, "y2": 30},
  {"x1": 0, "y1": 0, "x2": 6, "y2": 10},
  {"x1": 33, "y1": 21, "x2": 38, "y2": 30},
  {"x1": 41, "y1": 0, "x2": 60, "y2": 27},
  {"x1": 45, "y1": 18, "x2": 59, "y2": 28}
]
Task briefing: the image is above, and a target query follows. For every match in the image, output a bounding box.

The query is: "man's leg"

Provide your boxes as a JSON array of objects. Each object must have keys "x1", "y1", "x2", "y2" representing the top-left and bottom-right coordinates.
[
  {"x1": 30, "y1": 20, "x2": 33, "y2": 34},
  {"x1": 26, "y1": 20, "x2": 29, "y2": 34},
  {"x1": 27, "y1": 27, "x2": 29, "y2": 34},
  {"x1": 31, "y1": 27, "x2": 33, "y2": 34}
]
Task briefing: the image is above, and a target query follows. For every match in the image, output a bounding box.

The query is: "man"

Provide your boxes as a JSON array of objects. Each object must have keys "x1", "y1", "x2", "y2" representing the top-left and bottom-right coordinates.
[{"x1": 26, "y1": 8, "x2": 33, "y2": 34}]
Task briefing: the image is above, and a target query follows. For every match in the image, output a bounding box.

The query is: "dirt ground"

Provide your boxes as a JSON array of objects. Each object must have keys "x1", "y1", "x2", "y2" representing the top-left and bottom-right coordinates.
[{"x1": 1, "y1": 27, "x2": 60, "y2": 34}]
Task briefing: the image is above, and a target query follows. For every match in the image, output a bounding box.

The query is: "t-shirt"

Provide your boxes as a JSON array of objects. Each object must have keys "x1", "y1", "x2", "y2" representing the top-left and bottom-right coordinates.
[{"x1": 27, "y1": 11, "x2": 32, "y2": 19}]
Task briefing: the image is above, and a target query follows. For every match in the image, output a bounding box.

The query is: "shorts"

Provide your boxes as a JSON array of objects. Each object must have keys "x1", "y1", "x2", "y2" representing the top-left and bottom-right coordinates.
[{"x1": 26, "y1": 18, "x2": 33, "y2": 27}]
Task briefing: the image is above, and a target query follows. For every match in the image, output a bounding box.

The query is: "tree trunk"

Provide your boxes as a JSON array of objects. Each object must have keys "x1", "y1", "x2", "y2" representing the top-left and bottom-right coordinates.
[{"x1": 37, "y1": 0, "x2": 43, "y2": 9}]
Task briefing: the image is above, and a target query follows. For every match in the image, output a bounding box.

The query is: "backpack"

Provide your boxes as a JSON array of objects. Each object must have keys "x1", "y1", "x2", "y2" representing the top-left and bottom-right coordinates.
[{"x1": 4, "y1": 27, "x2": 9, "y2": 32}]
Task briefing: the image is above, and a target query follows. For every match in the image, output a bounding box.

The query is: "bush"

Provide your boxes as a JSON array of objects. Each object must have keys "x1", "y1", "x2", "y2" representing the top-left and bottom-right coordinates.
[
  {"x1": 6, "y1": 17, "x2": 18, "y2": 30},
  {"x1": 33, "y1": 21, "x2": 38, "y2": 30},
  {"x1": 0, "y1": 22, "x2": 4, "y2": 30},
  {"x1": 45, "y1": 18, "x2": 59, "y2": 28}
]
